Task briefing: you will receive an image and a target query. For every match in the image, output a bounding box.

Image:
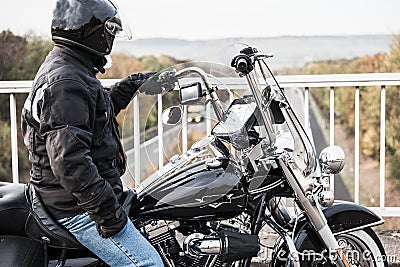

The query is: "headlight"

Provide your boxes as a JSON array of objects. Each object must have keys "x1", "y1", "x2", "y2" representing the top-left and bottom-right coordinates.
[{"x1": 318, "y1": 146, "x2": 345, "y2": 174}]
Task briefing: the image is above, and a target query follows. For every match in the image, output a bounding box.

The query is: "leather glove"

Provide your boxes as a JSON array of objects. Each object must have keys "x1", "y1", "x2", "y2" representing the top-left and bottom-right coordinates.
[
  {"x1": 138, "y1": 70, "x2": 177, "y2": 95},
  {"x1": 127, "y1": 72, "x2": 158, "y2": 91},
  {"x1": 96, "y1": 205, "x2": 128, "y2": 238},
  {"x1": 110, "y1": 72, "x2": 157, "y2": 114},
  {"x1": 77, "y1": 182, "x2": 128, "y2": 239},
  {"x1": 157, "y1": 70, "x2": 177, "y2": 92}
]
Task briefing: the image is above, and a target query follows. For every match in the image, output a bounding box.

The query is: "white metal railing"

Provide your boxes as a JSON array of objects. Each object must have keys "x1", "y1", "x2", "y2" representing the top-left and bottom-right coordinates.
[{"x1": 1, "y1": 73, "x2": 400, "y2": 217}]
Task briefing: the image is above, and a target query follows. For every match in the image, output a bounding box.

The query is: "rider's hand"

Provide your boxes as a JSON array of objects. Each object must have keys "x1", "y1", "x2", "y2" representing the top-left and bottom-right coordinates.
[
  {"x1": 110, "y1": 72, "x2": 158, "y2": 113},
  {"x1": 138, "y1": 70, "x2": 177, "y2": 95},
  {"x1": 157, "y1": 70, "x2": 177, "y2": 92},
  {"x1": 95, "y1": 205, "x2": 128, "y2": 238},
  {"x1": 126, "y1": 72, "x2": 158, "y2": 92}
]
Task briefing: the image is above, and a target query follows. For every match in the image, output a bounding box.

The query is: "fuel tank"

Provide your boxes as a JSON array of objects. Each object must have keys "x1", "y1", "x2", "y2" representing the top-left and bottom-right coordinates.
[{"x1": 132, "y1": 158, "x2": 246, "y2": 220}]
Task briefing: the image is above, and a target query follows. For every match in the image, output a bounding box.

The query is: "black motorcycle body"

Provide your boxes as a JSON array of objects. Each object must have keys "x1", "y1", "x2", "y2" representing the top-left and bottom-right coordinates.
[{"x1": 132, "y1": 158, "x2": 247, "y2": 220}]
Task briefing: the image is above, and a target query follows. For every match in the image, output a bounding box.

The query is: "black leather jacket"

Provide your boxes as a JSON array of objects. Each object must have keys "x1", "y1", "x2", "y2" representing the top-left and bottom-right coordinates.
[{"x1": 21, "y1": 45, "x2": 137, "y2": 221}]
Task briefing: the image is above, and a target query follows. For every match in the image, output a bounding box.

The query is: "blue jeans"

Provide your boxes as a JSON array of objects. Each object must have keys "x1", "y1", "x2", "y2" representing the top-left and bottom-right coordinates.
[{"x1": 58, "y1": 213, "x2": 164, "y2": 267}]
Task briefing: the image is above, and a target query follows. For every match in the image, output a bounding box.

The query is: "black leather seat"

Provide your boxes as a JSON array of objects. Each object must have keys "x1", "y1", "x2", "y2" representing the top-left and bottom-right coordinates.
[
  {"x1": 1, "y1": 182, "x2": 137, "y2": 252},
  {"x1": 0, "y1": 182, "x2": 85, "y2": 250},
  {"x1": 26, "y1": 184, "x2": 86, "y2": 249},
  {"x1": 0, "y1": 182, "x2": 30, "y2": 236}
]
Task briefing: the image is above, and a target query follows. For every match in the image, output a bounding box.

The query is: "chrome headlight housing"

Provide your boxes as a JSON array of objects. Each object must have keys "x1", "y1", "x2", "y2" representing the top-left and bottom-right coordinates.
[{"x1": 318, "y1": 146, "x2": 345, "y2": 174}]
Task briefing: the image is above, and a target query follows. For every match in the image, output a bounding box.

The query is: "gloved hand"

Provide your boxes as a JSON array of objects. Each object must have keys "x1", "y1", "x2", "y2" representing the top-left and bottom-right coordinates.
[
  {"x1": 77, "y1": 182, "x2": 128, "y2": 239},
  {"x1": 157, "y1": 70, "x2": 177, "y2": 92},
  {"x1": 138, "y1": 70, "x2": 177, "y2": 95},
  {"x1": 110, "y1": 72, "x2": 157, "y2": 114},
  {"x1": 95, "y1": 205, "x2": 128, "y2": 238},
  {"x1": 127, "y1": 72, "x2": 158, "y2": 92}
]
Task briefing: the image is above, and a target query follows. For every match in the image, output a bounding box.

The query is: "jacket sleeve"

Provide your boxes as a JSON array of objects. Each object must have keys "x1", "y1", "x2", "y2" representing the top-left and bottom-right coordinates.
[
  {"x1": 109, "y1": 76, "x2": 139, "y2": 115},
  {"x1": 109, "y1": 72, "x2": 159, "y2": 115},
  {"x1": 40, "y1": 80, "x2": 121, "y2": 225}
]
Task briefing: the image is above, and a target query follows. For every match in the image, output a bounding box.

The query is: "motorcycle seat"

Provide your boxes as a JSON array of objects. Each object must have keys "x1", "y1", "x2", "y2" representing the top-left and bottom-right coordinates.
[
  {"x1": 25, "y1": 184, "x2": 86, "y2": 250},
  {"x1": 0, "y1": 182, "x2": 86, "y2": 250},
  {"x1": 26, "y1": 185, "x2": 137, "y2": 250},
  {"x1": 1, "y1": 182, "x2": 136, "y2": 251},
  {"x1": 0, "y1": 182, "x2": 30, "y2": 236}
]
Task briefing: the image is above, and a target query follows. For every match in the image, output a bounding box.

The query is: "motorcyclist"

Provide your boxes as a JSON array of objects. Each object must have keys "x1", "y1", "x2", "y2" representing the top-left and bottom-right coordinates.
[{"x1": 21, "y1": 0, "x2": 164, "y2": 266}]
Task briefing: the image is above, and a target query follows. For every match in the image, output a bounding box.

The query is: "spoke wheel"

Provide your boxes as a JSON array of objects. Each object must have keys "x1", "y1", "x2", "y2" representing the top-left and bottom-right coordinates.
[
  {"x1": 334, "y1": 229, "x2": 387, "y2": 267},
  {"x1": 270, "y1": 228, "x2": 387, "y2": 267}
]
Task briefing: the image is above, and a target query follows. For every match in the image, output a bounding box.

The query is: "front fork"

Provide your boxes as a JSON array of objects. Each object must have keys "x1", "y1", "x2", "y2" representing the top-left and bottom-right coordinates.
[{"x1": 278, "y1": 155, "x2": 350, "y2": 267}]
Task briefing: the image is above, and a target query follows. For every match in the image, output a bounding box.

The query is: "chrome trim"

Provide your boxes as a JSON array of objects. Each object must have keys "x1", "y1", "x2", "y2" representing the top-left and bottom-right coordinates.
[
  {"x1": 249, "y1": 179, "x2": 284, "y2": 195},
  {"x1": 333, "y1": 219, "x2": 385, "y2": 236},
  {"x1": 283, "y1": 234, "x2": 301, "y2": 267},
  {"x1": 183, "y1": 233, "x2": 222, "y2": 258}
]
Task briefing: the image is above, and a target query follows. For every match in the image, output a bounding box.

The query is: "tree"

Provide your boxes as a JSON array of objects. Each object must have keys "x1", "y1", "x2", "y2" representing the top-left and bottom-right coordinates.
[
  {"x1": 0, "y1": 31, "x2": 52, "y2": 182},
  {"x1": 22, "y1": 35, "x2": 53, "y2": 80},
  {"x1": 0, "y1": 30, "x2": 28, "y2": 81},
  {"x1": 383, "y1": 36, "x2": 400, "y2": 180}
]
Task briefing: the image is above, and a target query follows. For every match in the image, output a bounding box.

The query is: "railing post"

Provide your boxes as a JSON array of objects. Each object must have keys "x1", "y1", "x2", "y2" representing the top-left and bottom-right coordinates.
[
  {"x1": 304, "y1": 87, "x2": 310, "y2": 134},
  {"x1": 329, "y1": 87, "x2": 335, "y2": 191},
  {"x1": 10, "y1": 93, "x2": 19, "y2": 184},
  {"x1": 157, "y1": 95, "x2": 164, "y2": 169},
  {"x1": 182, "y1": 106, "x2": 188, "y2": 153},
  {"x1": 380, "y1": 85, "x2": 386, "y2": 208},
  {"x1": 206, "y1": 104, "x2": 211, "y2": 136},
  {"x1": 354, "y1": 86, "x2": 360, "y2": 204},
  {"x1": 133, "y1": 97, "x2": 141, "y2": 185}
]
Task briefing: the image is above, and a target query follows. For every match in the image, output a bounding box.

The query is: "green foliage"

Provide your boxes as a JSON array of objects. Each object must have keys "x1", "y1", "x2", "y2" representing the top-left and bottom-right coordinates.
[
  {"x1": 383, "y1": 36, "x2": 400, "y2": 180},
  {"x1": 0, "y1": 31, "x2": 52, "y2": 182},
  {"x1": 23, "y1": 35, "x2": 54, "y2": 80},
  {"x1": 0, "y1": 120, "x2": 30, "y2": 183},
  {"x1": 0, "y1": 31, "x2": 53, "y2": 81},
  {"x1": 0, "y1": 30, "x2": 28, "y2": 80},
  {"x1": 0, "y1": 121, "x2": 11, "y2": 181},
  {"x1": 139, "y1": 55, "x2": 180, "y2": 72}
]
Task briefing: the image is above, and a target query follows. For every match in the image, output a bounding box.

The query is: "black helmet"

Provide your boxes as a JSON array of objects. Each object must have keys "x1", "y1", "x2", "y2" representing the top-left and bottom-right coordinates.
[{"x1": 51, "y1": 0, "x2": 131, "y2": 56}]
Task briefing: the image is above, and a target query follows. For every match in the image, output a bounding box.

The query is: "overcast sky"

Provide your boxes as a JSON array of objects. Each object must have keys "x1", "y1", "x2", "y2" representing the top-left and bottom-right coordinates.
[{"x1": 0, "y1": 0, "x2": 399, "y2": 40}]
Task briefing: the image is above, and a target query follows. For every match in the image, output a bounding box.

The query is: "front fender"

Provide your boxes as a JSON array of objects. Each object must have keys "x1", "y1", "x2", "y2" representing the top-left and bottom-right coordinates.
[
  {"x1": 294, "y1": 201, "x2": 384, "y2": 251},
  {"x1": 270, "y1": 201, "x2": 384, "y2": 266},
  {"x1": 323, "y1": 201, "x2": 384, "y2": 234}
]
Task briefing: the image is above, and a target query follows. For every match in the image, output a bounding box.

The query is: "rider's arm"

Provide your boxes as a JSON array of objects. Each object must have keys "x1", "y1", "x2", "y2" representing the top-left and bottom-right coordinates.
[{"x1": 109, "y1": 72, "x2": 162, "y2": 115}]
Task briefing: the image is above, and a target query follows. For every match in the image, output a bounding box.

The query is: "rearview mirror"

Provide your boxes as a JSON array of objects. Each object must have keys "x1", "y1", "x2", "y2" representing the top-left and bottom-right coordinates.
[
  {"x1": 162, "y1": 106, "x2": 183, "y2": 125},
  {"x1": 179, "y1": 82, "x2": 203, "y2": 105}
]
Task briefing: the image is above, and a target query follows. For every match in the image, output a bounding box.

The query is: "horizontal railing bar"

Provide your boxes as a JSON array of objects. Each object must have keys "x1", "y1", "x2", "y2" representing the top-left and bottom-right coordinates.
[
  {"x1": 1, "y1": 73, "x2": 400, "y2": 93},
  {"x1": 367, "y1": 207, "x2": 400, "y2": 217},
  {"x1": 276, "y1": 73, "x2": 400, "y2": 87}
]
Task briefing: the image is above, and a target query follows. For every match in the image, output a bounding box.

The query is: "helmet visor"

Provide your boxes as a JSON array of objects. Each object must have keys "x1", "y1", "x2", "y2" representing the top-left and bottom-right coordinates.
[{"x1": 105, "y1": 12, "x2": 132, "y2": 40}]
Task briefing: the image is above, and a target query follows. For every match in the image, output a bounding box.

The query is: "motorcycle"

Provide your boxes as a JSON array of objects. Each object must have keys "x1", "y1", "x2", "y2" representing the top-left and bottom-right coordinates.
[{"x1": 0, "y1": 45, "x2": 387, "y2": 267}]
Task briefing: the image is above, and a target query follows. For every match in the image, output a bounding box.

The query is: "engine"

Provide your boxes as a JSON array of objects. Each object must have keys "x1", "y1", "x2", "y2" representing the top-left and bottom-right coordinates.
[{"x1": 144, "y1": 220, "x2": 260, "y2": 267}]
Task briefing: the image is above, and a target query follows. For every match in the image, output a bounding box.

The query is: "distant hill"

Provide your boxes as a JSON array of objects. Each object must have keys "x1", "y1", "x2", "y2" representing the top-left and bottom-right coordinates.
[{"x1": 113, "y1": 35, "x2": 393, "y2": 70}]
